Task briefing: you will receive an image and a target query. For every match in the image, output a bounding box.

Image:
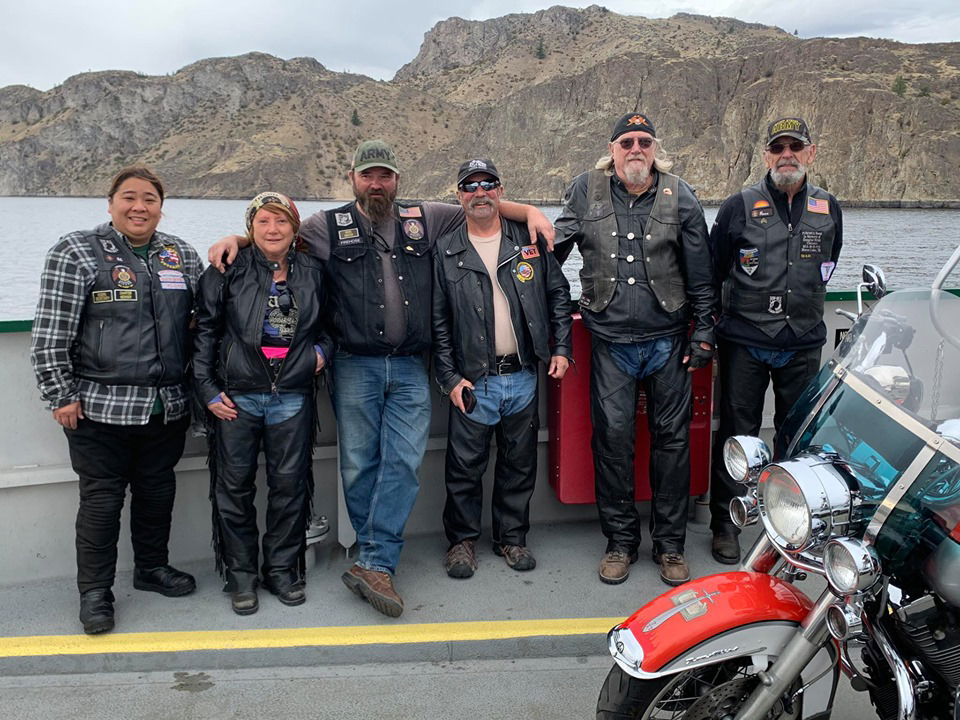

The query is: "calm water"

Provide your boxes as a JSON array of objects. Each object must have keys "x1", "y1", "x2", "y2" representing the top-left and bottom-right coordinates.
[{"x1": 4, "y1": 196, "x2": 959, "y2": 321}]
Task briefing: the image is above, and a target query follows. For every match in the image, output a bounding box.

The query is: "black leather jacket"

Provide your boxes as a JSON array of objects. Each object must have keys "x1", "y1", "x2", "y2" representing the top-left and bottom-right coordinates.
[
  {"x1": 193, "y1": 245, "x2": 331, "y2": 403},
  {"x1": 432, "y1": 219, "x2": 573, "y2": 394}
]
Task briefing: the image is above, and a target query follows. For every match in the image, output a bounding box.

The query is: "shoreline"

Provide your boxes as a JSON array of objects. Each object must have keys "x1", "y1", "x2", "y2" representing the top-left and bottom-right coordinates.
[{"x1": 3, "y1": 195, "x2": 960, "y2": 209}]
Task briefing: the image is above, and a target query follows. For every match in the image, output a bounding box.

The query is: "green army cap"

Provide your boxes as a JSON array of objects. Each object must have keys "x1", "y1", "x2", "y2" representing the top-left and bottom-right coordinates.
[{"x1": 352, "y1": 139, "x2": 400, "y2": 174}]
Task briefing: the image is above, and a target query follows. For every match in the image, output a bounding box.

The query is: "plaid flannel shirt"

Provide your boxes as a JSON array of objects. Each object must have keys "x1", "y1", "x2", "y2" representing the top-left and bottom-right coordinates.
[{"x1": 30, "y1": 224, "x2": 203, "y2": 426}]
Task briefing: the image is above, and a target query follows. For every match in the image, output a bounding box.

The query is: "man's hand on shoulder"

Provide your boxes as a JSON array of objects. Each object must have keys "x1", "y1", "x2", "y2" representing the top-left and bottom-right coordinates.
[{"x1": 207, "y1": 235, "x2": 246, "y2": 272}]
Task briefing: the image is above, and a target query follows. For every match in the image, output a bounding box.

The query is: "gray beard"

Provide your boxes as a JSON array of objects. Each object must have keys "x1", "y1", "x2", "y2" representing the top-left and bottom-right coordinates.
[
  {"x1": 623, "y1": 164, "x2": 650, "y2": 188},
  {"x1": 771, "y1": 164, "x2": 806, "y2": 188}
]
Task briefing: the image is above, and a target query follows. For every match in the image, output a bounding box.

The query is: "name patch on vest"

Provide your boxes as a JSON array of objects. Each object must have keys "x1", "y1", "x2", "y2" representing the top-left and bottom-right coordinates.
[
  {"x1": 114, "y1": 289, "x2": 138, "y2": 302},
  {"x1": 807, "y1": 197, "x2": 830, "y2": 214},
  {"x1": 751, "y1": 199, "x2": 774, "y2": 219},
  {"x1": 91, "y1": 290, "x2": 113, "y2": 304},
  {"x1": 112, "y1": 265, "x2": 136, "y2": 288},
  {"x1": 402, "y1": 219, "x2": 424, "y2": 240},
  {"x1": 335, "y1": 213, "x2": 353, "y2": 227},
  {"x1": 800, "y1": 231, "x2": 823, "y2": 260},
  {"x1": 521, "y1": 245, "x2": 540, "y2": 259},
  {"x1": 158, "y1": 245, "x2": 182, "y2": 269},
  {"x1": 739, "y1": 247, "x2": 760, "y2": 276},
  {"x1": 338, "y1": 228, "x2": 360, "y2": 241}
]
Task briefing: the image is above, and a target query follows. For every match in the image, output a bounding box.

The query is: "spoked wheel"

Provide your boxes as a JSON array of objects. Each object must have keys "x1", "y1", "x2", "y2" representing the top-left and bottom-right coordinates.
[{"x1": 596, "y1": 661, "x2": 801, "y2": 720}]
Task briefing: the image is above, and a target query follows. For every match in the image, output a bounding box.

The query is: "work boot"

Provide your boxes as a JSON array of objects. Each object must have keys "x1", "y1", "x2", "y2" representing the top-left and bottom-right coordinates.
[
  {"x1": 494, "y1": 543, "x2": 536, "y2": 572},
  {"x1": 655, "y1": 552, "x2": 690, "y2": 586},
  {"x1": 444, "y1": 540, "x2": 478, "y2": 579},
  {"x1": 599, "y1": 549, "x2": 637, "y2": 585},
  {"x1": 231, "y1": 590, "x2": 259, "y2": 616},
  {"x1": 79, "y1": 588, "x2": 115, "y2": 635},
  {"x1": 133, "y1": 565, "x2": 196, "y2": 597},
  {"x1": 712, "y1": 526, "x2": 741, "y2": 565},
  {"x1": 341, "y1": 564, "x2": 404, "y2": 618}
]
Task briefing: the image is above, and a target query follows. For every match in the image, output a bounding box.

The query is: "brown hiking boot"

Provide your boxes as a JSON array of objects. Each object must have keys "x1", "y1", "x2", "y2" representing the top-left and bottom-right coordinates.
[
  {"x1": 341, "y1": 564, "x2": 404, "y2": 618},
  {"x1": 444, "y1": 540, "x2": 478, "y2": 579},
  {"x1": 599, "y1": 549, "x2": 637, "y2": 585},
  {"x1": 655, "y1": 552, "x2": 690, "y2": 586},
  {"x1": 494, "y1": 543, "x2": 536, "y2": 572}
]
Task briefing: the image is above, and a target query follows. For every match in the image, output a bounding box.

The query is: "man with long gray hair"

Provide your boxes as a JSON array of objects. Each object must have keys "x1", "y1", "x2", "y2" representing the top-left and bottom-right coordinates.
[{"x1": 554, "y1": 112, "x2": 716, "y2": 586}]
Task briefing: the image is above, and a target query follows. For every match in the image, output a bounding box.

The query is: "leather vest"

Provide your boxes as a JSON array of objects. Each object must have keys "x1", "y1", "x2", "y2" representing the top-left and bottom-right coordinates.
[
  {"x1": 577, "y1": 169, "x2": 685, "y2": 314},
  {"x1": 324, "y1": 202, "x2": 432, "y2": 354},
  {"x1": 723, "y1": 180, "x2": 837, "y2": 338},
  {"x1": 77, "y1": 224, "x2": 193, "y2": 386}
]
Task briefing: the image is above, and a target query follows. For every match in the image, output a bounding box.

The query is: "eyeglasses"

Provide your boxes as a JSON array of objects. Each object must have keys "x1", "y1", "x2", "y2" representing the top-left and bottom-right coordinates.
[
  {"x1": 617, "y1": 136, "x2": 655, "y2": 150},
  {"x1": 458, "y1": 179, "x2": 501, "y2": 193},
  {"x1": 766, "y1": 140, "x2": 808, "y2": 155},
  {"x1": 275, "y1": 281, "x2": 292, "y2": 315}
]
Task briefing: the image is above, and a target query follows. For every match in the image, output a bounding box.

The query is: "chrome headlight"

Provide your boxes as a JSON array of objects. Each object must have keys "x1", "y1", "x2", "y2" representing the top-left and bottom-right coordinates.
[
  {"x1": 824, "y1": 538, "x2": 881, "y2": 595},
  {"x1": 723, "y1": 436, "x2": 771, "y2": 484},
  {"x1": 757, "y1": 454, "x2": 853, "y2": 554}
]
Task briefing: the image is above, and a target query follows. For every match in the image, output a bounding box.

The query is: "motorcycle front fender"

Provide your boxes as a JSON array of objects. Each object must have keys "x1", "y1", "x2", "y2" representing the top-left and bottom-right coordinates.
[{"x1": 608, "y1": 571, "x2": 818, "y2": 678}]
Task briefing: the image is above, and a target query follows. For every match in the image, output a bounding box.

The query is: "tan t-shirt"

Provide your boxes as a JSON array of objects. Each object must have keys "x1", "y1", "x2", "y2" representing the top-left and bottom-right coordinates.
[{"x1": 468, "y1": 231, "x2": 518, "y2": 357}]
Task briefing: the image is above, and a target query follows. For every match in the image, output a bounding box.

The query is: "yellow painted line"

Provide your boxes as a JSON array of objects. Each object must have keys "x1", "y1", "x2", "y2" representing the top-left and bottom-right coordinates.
[{"x1": 0, "y1": 617, "x2": 621, "y2": 658}]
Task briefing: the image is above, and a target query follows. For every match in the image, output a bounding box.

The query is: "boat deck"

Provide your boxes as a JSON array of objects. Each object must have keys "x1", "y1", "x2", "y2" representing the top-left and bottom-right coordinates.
[{"x1": 0, "y1": 516, "x2": 760, "y2": 676}]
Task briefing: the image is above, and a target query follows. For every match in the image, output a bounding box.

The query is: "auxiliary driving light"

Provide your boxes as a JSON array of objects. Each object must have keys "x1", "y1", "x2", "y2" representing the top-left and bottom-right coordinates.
[
  {"x1": 824, "y1": 537, "x2": 881, "y2": 595},
  {"x1": 723, "y1": 436, "x2": 771, "y2": 484}
]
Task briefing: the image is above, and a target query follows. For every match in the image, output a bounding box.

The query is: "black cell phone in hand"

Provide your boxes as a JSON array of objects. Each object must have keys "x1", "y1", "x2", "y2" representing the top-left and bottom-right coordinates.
[{"x1": 461, "y1": 386, "x2": 476, "y2": 414}]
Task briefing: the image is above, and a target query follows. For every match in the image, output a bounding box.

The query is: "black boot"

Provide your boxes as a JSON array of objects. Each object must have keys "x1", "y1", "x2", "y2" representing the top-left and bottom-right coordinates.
[{"x1": 79, "y1": 588, "x2": 115, "y2": 635}]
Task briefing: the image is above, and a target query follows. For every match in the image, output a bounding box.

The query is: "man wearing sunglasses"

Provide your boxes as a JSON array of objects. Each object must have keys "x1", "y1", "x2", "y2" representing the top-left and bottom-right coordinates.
[
  {"x1": 553, "y1": 113, "x2": 716, "y2": 587},
  {"x1": 432, "y1": 159, "x2": 572, "y2": 580},
  {"x1": 708, "y1": 117, "x2": 842, "y2": 565}
]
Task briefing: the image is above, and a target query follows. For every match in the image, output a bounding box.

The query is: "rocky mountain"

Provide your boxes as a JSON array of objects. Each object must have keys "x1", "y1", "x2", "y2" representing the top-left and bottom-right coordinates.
[{"x1": 1, "y1": 5, "x2": 958, "y2": 203}]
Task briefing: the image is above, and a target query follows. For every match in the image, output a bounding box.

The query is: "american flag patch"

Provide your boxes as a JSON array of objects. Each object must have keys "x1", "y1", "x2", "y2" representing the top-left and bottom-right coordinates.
[
  {"x1": 807, "y1": 197, "x2": 829, "y2": 214},
  {"x1": 398, "y1": 206, "x2": 422, "y2": 218}
]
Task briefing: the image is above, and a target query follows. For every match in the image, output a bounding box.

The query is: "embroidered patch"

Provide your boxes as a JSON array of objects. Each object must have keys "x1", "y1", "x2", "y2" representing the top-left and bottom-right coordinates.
[
  {"x1": 662, "y1": 187, "x2": 673, "y2": 195},
  {"x1": 808, "y1": 197, "x2": 829, "y2": 214},
  {"x1": 516, "y1": 261, "x2": 534, "y2": 282},
  {"x1": 521, "y1": 245, "x2": 540, "y2": 259},
  {"x1": 398, "y1": 206, "x2": 422, "y2": 218},
  {"x1": 114, "y1": 289, "x2": 138, "y2": 302},
  {"x1": 158, "y1": 245, "x2": 182, "y2": 269},
  {"x1": 98, "y1": 236, "x2": 119, "y2": 253},
  {"x1": 91, "y1": 290, "x2": 113, "y2": 304},
  {"x1": 338, "y1": 228, "x2": 360, "y2": 241},
  {"x1": 112, "y1": 265, "x2": 136, "y2": 288},
  {"x1": 768, "y1": 295, "x2": 784, "y2": 314},
  {"x1": 821, "y1": 261, "x2": 836, "y2": 282},
  {"x1": 335, "y1": 212, "x2": 353, "y2": 227},
  {"x1": 402, "y1": 219, "x2": 425, "y2": 240},
  {"x1": 800, "y1": 230, "x2": 823, "y2": 260},
  {"x1": 751, "y1": 207, "x2": 774, "y2": 219},
  {"x1": 739, "y1": 248, "x2": 760, "y2": 276}
]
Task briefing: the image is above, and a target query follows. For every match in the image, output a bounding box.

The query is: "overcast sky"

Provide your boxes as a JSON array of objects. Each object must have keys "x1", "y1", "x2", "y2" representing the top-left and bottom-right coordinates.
[{"x1": 2, "y1": 0, "x2": 958, "y2": 91}]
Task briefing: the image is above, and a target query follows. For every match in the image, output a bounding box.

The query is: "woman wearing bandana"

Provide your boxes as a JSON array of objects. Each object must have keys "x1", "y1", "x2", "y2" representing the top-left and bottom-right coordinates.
[{"x1": 193, "y1": 192, "x2": 331, "y2": 615}]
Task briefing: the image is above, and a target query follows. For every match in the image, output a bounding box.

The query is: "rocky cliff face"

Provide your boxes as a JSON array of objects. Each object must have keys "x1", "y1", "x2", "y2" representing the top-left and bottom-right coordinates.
[{"x1": 1, "y1": 7, "x2": 958, "y2": 202}]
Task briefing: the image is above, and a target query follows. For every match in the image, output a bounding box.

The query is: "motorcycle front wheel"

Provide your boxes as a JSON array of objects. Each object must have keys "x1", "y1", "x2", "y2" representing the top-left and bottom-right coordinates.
[{"x1": 596, "y1": 661, "x2": 801, "y2": 719}]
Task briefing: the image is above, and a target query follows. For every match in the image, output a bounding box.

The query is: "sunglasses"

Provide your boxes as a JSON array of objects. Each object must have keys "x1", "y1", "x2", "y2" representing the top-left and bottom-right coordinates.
[
  {"x1": 459, "y1": 179, "x2": 501, "y2": 193},
  {"x1": 766, "y1": 140, "x2": 808, "y2": 154},
  {"x1": 275, "y1": 281, "x2": 293, "y2": 315},
  {"x1": 617, "y1": 136, "x2": 655, "y2": 150}
]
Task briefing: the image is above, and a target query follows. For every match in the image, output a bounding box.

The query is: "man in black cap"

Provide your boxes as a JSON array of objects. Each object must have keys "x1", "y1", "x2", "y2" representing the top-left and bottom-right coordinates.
[
  {"x1": 433, "y1": 158, "x2": 572, "y2": 579},
  {"x1": 554, "y1": 113, "x2": 716, "y2": 586},
  {"x1": 708, "y1": 117, "x2": 842, "y2": 564}
]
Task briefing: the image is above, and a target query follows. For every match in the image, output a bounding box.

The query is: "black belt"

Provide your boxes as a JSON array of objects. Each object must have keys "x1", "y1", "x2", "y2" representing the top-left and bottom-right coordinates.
[{"x1": 493, "y1": 354, "x2": 524, "y2": 375}]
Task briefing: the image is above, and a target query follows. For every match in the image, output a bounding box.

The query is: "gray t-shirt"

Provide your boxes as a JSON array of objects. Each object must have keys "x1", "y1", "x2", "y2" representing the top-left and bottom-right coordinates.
[{"x1": 299, "y1": 201, "x2": 464, "y2": 348}]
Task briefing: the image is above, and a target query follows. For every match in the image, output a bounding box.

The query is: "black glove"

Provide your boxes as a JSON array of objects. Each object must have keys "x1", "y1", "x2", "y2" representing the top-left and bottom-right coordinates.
[{"x1": 686, "y1": 341, "x2": 714, "y2": 369}]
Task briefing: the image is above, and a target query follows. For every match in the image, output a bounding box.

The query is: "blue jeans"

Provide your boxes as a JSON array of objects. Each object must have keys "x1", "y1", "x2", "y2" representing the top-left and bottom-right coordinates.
[
  {"x1": 607, "y1": 337, "x2": 674, "y2": 380},
  {"x1": 469, "y1": 369, "x2": 537, "y2": 426},
  {"x1": 330, "y1": 351, "x2": 431, "y2": 574},
  {"x1": 746, "y1": 346, "x2": 797, "y2": 369},
  {"x1": 232, "y1": 392, "x2": 305, "y2": 425}
]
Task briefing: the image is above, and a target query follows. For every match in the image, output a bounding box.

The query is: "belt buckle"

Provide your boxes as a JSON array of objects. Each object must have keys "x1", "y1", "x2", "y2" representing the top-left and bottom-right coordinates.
[{"x1": 496, "y1": 357, "x2": 511, "y2": 375}]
